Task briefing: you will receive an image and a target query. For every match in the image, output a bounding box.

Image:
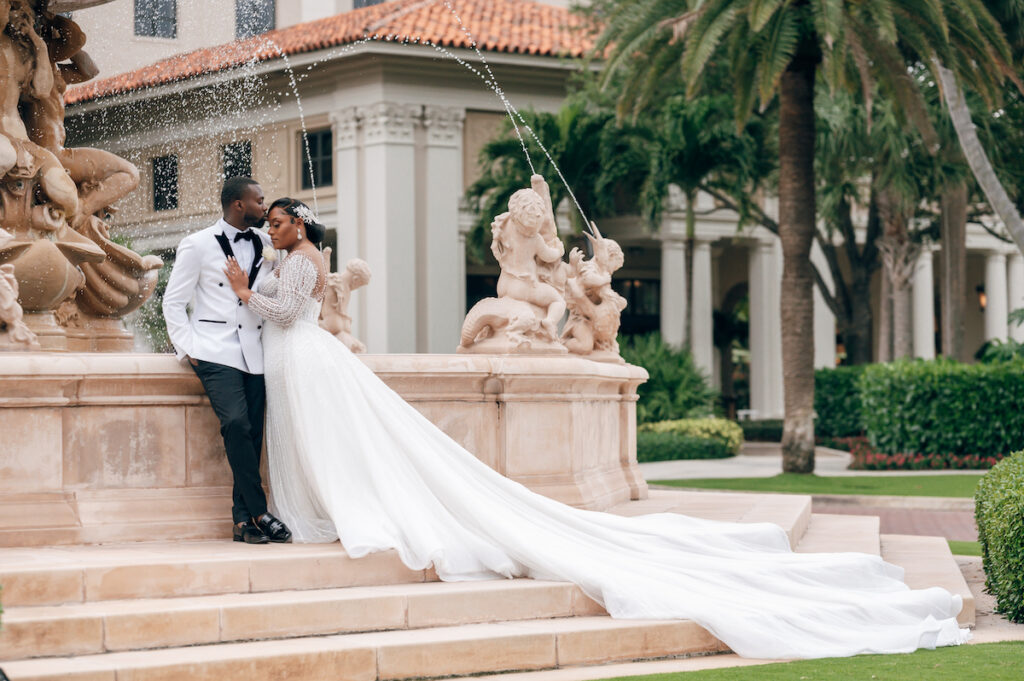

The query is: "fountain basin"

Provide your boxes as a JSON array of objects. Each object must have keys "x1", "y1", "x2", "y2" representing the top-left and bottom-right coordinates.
[{"x1": 0, "y1": 352, "x2": 648, "y2": 547}]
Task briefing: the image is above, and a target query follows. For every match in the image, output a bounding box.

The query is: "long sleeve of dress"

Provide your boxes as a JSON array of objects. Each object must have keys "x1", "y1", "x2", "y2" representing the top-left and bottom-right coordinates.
[{"x1": 248, "y1": 254, "x2": 319, "y2": 327}]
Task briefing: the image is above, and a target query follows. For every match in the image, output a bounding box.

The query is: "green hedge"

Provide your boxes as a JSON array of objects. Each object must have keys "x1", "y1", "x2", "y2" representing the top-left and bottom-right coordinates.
[
  {"x1": 620, "y1": 333, "x2": 717, "y2": 424},
  {"x1": 860, "y1": 360, "x2": 1024, "y2": 457},
  {"x1": 636, "y1": 431, "x2": 733, "y2": 462},
  {"x1": 640, "y1": 418, "x2": 743, "y2": 455},
  {"x1": 814, "y1": 366, "x2": 866, "y2": 438},
  {"x1": 975, "y1": 451, "x2": 1024, "y2": 622},
  {"x1": 740, "y1": 419, "x2": 783, "y2": 442}
]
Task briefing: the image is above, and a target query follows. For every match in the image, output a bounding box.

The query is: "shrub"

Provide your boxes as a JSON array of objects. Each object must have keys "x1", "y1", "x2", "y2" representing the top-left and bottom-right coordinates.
[
  {"x1": 859, "y1": 359, "x2": 1024, "y2": 458},
  {"x1": 636, "y1": 431, "x2": 732, "y2": 462},
  {"x1": 620, "y1": 333, "x2": 718, "y2": 424},
  {"x1": 814, "y1": 366, "x2": 866, "y2": 438},
  {"x1": 640, "y1": 417, "x2": 743, "y2": 455},
  {"x1": 740, "y1": 419, "x2": 783, "y2": 442},
  {"x1": 975, "y1": 451, "x2": 1024, "y2": 622}
]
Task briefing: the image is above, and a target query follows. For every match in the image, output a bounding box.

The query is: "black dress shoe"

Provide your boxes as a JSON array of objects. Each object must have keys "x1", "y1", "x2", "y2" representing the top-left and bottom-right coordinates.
[
  {"x1": 233, "y1": 521, "x2": 269, "y2": 544},
  {"x1": 255, "y1": 512, "x2": 292, "y2": 543}
]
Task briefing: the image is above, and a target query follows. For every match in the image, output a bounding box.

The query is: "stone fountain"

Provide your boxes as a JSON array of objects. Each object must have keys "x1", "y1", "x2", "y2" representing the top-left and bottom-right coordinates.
[
  {"x1": 0, "y1": 2, "x2": 648, "y2": 548},
  {"x1": 0, "y1": 0, "x2": 161, "y2": 351}
]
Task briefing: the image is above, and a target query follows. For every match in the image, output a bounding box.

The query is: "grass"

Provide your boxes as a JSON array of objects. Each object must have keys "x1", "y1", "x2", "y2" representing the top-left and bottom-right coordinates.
[
  {"x1": 606, "y1": 641, "x2": 1024, "y2": 681},
  {"x1": 948, "y1": 540, "x2": 982, "y2": 556},
  {"x1": 651, "y1": 473, "x2": 981, "y2": 498}
]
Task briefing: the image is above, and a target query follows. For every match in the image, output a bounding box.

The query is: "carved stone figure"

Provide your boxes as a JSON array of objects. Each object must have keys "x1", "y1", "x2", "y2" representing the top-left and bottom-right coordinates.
[
  {"x1": 459, "y1": 175, "x2": 569, "y2": 354},
  {"x1": 319, "y1": 247, "x2": 371, "y2": 353},
  {"x1": 0, "y1": 1, "x2": 160, "y2": 351},
  {"x1": 561, "y1": 223, "x2": 627, "y2": 363},
  {"x1": 0, "y1": 238, "x2": 39, "y2": 348}
]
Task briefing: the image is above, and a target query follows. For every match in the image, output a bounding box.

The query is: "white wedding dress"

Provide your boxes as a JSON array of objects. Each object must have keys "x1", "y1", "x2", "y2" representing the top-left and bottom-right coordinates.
[{"x1": 248, "y1": 251, "x2": 969, "y2": 660}]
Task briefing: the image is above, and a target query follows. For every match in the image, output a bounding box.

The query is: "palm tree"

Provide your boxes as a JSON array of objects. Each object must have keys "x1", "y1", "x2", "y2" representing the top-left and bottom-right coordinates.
[{"x1": 594, "y1": 0, "x2": 1019, "y2": 473}]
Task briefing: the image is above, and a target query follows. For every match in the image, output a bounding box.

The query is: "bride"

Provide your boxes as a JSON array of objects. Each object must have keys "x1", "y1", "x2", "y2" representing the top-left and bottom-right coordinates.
[{"x1": 223, "y1": 198, "x2": 969, "y2": 661}]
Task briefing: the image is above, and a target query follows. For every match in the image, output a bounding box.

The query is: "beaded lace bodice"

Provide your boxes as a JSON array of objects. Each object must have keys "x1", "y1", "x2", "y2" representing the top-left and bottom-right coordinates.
[{"x1": 248, "y1": 251, "x2": 325, "y2": 328}]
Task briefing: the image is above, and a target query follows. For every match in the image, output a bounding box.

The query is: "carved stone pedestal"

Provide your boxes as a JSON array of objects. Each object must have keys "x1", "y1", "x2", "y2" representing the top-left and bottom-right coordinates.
[
  {"x1": 22, "y1": 312, "x2": 67, "y2": 351},
  {"x1": 0, "y1": 353, "x2": 649, "y2": 547},
  {"x1": 64, "y1": 318, "x2": 134, "y2": 352}
]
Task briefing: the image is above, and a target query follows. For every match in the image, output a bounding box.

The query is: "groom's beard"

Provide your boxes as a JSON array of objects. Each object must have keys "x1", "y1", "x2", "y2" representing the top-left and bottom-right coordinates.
[{"x1": 249, "y1": 215, "x2": 267, "y2": 230}]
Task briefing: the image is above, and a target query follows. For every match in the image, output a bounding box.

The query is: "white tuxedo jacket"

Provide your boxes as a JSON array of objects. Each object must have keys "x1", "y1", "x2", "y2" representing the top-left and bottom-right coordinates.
[{"x1": 163, "y1": 220, "x2": 274, "y2": 374}]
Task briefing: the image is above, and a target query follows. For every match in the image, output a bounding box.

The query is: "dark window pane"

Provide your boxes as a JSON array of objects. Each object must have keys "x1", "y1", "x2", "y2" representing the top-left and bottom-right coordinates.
[
  {"x1": 353, "y1": 0, "x2": 385, "y2": 8},
  {"x1": 222, "y1": 141, "x2": 253, "y2": 179},
  {"x1": 612, "y1": 278, "x2": 660, "y2": 335},
  {"x1": 153, "y1": 155, "x2": 178, "y2": 211},
  {"x1": 236, "y1": 0, "x2": 275, "y2": 39},
  {"x1": 300, "y1": 129, "x2": 333, "y2": 190},
  {"x1": 135, "y1": 0, "x2": 177, "y2": 38}
]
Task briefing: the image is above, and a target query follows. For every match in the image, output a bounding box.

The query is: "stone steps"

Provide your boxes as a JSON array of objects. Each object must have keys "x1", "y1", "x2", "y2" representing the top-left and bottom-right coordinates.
[
  {"x1": 0, "y1": 579, "x2": 602, "y2": 660},
  {"x1": 0, "y1": 543, "x2": 431, "y2": 608},
  {"x1": 796, "y1": 513, "x2": 880, "y2": 555},
  {"x1": 881, "y1": 533, "x2": 975, "y2": 627},
  {"x1": 0, "y1": 493, "x2": 976, "y2": 681},
  {"x1": 0, "y1": 616, "x2": 725, "y2": 681}
]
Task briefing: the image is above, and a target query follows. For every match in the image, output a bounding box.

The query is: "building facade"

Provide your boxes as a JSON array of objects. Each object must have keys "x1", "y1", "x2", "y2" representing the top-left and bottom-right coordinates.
[{"x1": 65, "y1": 0, "x2": 1024, "y2": 422}]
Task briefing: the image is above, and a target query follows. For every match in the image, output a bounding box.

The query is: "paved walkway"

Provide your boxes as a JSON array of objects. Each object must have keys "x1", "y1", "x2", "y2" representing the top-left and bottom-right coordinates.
[
  {"x1": 639, "y1": 443, "x2": 982, "y2": 542},
  {"x1": 638, "y1": 442, "x2": 989, "y2": 480}
]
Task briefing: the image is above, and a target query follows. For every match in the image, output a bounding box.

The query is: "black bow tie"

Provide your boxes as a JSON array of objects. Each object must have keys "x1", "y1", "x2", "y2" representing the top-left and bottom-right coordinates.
[{"x1": 233, "y1": 230, "x2": 259, "y2": 244}]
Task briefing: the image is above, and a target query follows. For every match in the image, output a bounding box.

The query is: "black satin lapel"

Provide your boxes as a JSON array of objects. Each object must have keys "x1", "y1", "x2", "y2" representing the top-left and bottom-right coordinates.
[{"x1": 214, "y1": 232, "x2": 234, "y2": 260}]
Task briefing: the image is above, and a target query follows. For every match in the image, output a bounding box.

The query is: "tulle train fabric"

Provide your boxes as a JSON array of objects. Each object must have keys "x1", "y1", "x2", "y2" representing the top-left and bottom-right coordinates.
[{"x1": 255, "y1": 253, "x2": 969, "y2": 660}]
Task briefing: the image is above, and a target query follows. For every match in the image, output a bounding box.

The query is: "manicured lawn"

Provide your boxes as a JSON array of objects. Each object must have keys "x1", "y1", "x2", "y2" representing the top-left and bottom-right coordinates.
[
  {"x1": 948, "y1": 540, "x2": 982, "y2": 556},
  {"x1": 652, "y1": 474, "x2": 981, "y2": 498},
  {"x1": 607, "y1": 642, "x2": 1023, "y2": 681}
]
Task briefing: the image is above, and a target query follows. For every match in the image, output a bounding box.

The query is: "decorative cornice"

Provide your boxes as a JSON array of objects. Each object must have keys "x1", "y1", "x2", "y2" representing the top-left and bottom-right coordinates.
[
  {"x1": 359, "y1": 103, "x2": 421, "y2": 146},
  {"x1": 329, "y1": 107, "x2": 361, "y2": 150},
  {"x1": 423, "y1": 106, "x2": 466, "y2": 147}
]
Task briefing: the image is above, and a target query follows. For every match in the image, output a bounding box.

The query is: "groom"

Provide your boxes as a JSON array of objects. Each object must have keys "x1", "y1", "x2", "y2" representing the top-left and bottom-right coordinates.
[{"x1": 163, "y1": 176, "x2": 292, "y2": 544}]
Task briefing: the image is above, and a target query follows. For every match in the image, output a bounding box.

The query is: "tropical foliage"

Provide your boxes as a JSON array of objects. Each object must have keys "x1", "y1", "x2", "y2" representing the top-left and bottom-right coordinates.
[{"x1": 592, "y1": 0, "x2": 1021, "y2": 474}]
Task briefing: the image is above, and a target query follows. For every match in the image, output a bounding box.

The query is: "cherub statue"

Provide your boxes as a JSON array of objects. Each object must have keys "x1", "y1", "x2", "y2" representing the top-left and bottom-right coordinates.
[
  {"x1": 492, "y1": 174, "x2": 566, "y2": 338},
  {"x1": 318, "y1": 247, "x2": 371, "y2": 353},
  {"x1": 0, "y1": 0, "x2": 79, "y2": 216},
  {"x1": 561, "y1": 223, "x2": 627, "y2": 362},
  {"x1": 0, "y1": 258, "x2": 39, "y2": 349},
  {"x1": 22, "y1": 8, "x2": 160, "y2": 321},
  {"x1": 459, "y1": 175, "x2": 569, "y2": 354}
]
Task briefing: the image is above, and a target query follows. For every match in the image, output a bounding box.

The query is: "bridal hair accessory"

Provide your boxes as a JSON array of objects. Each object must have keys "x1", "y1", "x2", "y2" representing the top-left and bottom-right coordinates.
[
  {"x1": 293, "y1": 204, "x2": 320, "y2": 226},
  {"x1": 262, "y1": 246, "x2": 277, "y2": 262}
]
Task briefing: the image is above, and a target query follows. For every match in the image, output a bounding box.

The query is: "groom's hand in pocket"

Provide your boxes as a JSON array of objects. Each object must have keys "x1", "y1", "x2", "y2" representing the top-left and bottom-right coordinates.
[{"x1": 186, "y1": 356, "x2": 199, "y2": 367}]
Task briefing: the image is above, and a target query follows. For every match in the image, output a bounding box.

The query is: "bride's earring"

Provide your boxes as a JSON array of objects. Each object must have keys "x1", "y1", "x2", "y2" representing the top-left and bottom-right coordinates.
[{"x1": 297, "y1": 229, "x2": 303, "y2": 241}]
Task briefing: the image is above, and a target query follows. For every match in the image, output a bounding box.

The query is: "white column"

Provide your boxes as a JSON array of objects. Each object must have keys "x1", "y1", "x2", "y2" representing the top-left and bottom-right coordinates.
[
  {"x1": 659, "y1": 230, "x2": 687, "y2": 348},
  {"x1": 690, "y1": 240, "x2": 714, "y2": 381},
  {"x1": 749, "y1": 239, "x2": 784, "y2": 419},
  {"x1": 422, "y1": 106, "x2": 466, "y2": 353},
  {"x1": 810, "y1": 240, "x2": 836, "y2": 368},
  {"x1": 912, "y1": 247, "x2": 936, "y2": 359},
  {"x1": 359, "y1": 102, "x2": 421, "y2": 353},
  {"x1": 1008, "y1": 253, "x2": 1024, "y2": 342},
  {"x1": 330, "y1": 107, "x2": 363, "y2": 339},
  {"x1": 984, "y1": 251, "x2": 1009, "y2": 341}
]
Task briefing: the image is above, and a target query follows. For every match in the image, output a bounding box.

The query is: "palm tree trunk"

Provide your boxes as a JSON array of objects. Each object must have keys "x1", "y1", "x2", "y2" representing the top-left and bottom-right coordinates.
[
  {"x1": 892, "y1": 284, "x2": 913, "y2": 359},
  {"x1": 940, "y1": 180, "x2": 968, "y2": 361},
  {"x1": 778, "y1": 59, "x2": 817, "y2": 474},
  {"x1": 938, "y1": 64, "x2": 1024, "y2": 254}
]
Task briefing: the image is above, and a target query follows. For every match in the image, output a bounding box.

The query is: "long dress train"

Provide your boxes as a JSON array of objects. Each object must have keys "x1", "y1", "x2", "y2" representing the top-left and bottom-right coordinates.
[{"x1": 247, "y1": 251, "x2": 969, "y2": 660}]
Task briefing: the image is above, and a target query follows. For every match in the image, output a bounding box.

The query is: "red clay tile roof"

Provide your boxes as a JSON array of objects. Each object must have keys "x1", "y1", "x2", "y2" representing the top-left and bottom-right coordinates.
[{"x1": 66, "y1": 0, "x2": 596, "y2": 105}]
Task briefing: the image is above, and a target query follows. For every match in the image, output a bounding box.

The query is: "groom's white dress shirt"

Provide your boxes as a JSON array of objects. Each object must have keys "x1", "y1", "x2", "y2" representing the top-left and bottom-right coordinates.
[{"x1": 163, "y1": 219, "x2": 273, "y2": 374}]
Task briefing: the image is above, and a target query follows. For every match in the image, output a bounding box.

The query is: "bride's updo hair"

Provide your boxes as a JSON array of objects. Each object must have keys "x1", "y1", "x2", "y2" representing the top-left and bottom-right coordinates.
[{"x1": 269, "y1": 197, "x2": 326, "y2": 247}]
